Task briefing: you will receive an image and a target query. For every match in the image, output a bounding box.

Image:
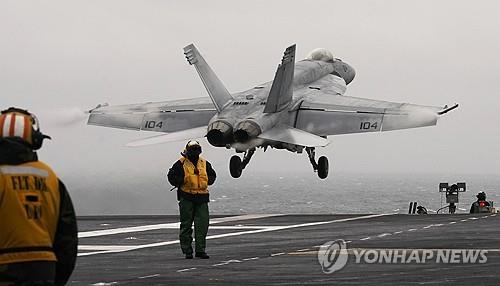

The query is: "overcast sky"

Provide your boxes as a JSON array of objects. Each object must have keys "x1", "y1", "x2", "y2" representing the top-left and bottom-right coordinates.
[{"x1": 1, "y1": 0, "x2": 499, "y2": 195}]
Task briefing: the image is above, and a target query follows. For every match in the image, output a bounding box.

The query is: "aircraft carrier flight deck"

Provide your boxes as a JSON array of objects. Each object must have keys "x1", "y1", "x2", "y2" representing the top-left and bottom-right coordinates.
[{"x1": 72, "y1": 213, "x2": 500, "y2": 285}]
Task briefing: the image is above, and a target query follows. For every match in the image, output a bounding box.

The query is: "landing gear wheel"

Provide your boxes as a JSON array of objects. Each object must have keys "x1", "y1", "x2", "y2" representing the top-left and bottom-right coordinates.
[
  {"x1": 317, "y1": 156, "x2": 329, "y2": 179},
  {"x1": 230, "y1": 155, "x2": 243, "y2": 178}
]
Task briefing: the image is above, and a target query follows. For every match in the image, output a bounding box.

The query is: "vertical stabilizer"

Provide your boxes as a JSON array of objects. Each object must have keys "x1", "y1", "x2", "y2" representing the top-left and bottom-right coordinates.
[
  {"x1": 264, "y1": 44, "x2": 296, "y2": 113},
  {"x1": 184, "y1": 44, "x2": 233, "y2": 113}
]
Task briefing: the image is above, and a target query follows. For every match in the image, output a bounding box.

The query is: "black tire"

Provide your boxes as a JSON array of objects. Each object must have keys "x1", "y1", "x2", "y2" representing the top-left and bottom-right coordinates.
[
  {"x1": 230, "y1": 156, "x2": 243, "y2": 178},
  {"x1": 317, "y1": 156, "x2": 329, "y2": 179}
]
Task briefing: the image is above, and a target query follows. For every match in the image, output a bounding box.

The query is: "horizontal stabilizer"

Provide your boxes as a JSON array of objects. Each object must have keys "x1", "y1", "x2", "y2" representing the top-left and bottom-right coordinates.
[
  {"x1": 437, "y1": 103, "x2": 459, "y2": 115},
  {"x1": 184, "y1": 44, "x2": 233, "y2": 112},
  {"x1": 126, "y1": 126, "x2": 207, "y2": 147},
  {"x1": 87, "y1": 98, "x2": 216, "y2": 132},
  {"x1": 258, "y1": 125, "x2": 329, "y2": 147}
]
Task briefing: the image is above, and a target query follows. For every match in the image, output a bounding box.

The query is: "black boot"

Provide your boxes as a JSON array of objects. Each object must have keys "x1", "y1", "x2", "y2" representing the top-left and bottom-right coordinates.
[
  {"x1": 195, "y1": 252, "x2": 209, "y2": 259},
  {"x1": 185, "y1": 253, "x2": 193, "y2": 259}
]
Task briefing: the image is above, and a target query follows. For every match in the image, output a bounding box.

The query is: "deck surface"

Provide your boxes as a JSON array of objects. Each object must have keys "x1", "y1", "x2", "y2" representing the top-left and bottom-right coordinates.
[{"x1": 71, "y1": 213, "x2": 500, "y2": 285}]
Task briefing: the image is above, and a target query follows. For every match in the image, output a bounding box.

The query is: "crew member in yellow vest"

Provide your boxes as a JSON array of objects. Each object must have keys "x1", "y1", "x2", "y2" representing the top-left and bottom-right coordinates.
[
  {"x1": 167, "y1": 140, "x2": 216, "y2": 259},
  {"x1": 0, "y1": 107, "x2": 77, "y2": 285}
]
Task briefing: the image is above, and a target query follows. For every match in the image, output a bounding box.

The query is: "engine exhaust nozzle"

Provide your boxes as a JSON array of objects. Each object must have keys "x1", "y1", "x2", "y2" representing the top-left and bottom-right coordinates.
[
  {"x1": 234, "y1": 120, "x2": 261, "y2": 143},
  {"x1": 207, "y1": 120, "x2": 233, "y2": 147}
]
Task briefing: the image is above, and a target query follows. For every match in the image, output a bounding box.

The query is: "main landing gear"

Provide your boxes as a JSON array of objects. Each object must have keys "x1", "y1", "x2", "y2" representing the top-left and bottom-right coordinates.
[
  {"x1": 229, "y1": 147, "x2": 329, "y2": 179},
  {"x1": 306, "y1": 147, "x2": 329, "y2": 179},
  {"x1": 229, "y1": 148, "x2": 255, "y2": 178}
]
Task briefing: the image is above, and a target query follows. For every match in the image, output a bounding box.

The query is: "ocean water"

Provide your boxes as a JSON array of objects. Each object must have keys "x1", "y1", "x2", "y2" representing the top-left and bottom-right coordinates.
[{"x1": 68, "y1": 170, "x2": 499, "y2": 216}]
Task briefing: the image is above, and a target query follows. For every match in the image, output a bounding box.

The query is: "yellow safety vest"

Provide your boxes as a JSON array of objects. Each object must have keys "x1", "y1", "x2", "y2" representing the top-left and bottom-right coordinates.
[
  {"x1": 0, "y1": 161, "x2": 60, "y2": 264},
  {"x1": 180, "y1": 157, "x2": 209, "y2": 195}
]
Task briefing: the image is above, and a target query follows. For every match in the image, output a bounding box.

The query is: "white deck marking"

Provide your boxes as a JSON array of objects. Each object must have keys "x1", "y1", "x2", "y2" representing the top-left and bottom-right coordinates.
[
  {"x1": 79, "y1": 240, "x2": 180, "y2": 255},
  {"x1": 138, "y1": 274, "x2": 160, "y2": 279},
  {"x1": 79, "y1": 245, "x2": 139, "y2": 251},
  {"x1": 177, "y1": 268, "x2": 197, "y2": 272},
  {"x1": 287, "y1": 248, "x2": 500, "y2": 255},
  {"x1": 295, "y1": 249, "x2": 310, "y2": 252},
  {"x1": 461, "y1": 219, "x2": 468, "y2": 222},
  {"x1": 270, "y1": 252, "x2": 286, "y2": 257},
  {"x1": 360, "y1": 237, "x2": 371, "y2": 241},
  {"x1": 211, "y1": 225, "x2": 289, "y2": 230},
  {"x1": 377, "y1": 233, "x2": 391, "y2": 237},
  {"x1": 449, "y1": 221, "x2": 457, "y2": 224},
  {"x1": 211, "y1": 259, "x2": 242, "y2": 267},
  {"x1": 242, "y1": 257, "x2": 259, "y2": 261},
  {"x1": 211, "y1": 262, "x2": 227, "y2": 267},
  {"x1": 393, "y1": 231, "x2": 403, "y2": 234},
  {"x1": 79, "y1": 222, "x2": 180, "y2": 238},
  {"x1": 79, "y1": 214, "x2": 283, "y2": 238},
  {"x1": 79, "y1": 214, "x2": 393, "y2": 256},
  {"x1": 408, "y1": 229, "x2": 417, "y2": 232}
]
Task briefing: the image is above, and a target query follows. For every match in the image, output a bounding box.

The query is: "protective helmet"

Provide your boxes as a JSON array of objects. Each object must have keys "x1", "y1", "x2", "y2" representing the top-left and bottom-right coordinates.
[
  {"x1": 182, "y1": 140, "x2": 202, "y2": 156},
  {"x1": 477, "y1": 191, "x2": 486, "y2": 201},
  {"x1": 0, "y1": 107, "x2": 51, "y2": 150}
]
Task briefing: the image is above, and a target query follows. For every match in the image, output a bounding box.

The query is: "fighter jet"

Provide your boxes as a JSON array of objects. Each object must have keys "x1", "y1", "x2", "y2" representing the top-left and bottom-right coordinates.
[{"x1": 87, "y1": 44, "x2": 458, "y2": 179}]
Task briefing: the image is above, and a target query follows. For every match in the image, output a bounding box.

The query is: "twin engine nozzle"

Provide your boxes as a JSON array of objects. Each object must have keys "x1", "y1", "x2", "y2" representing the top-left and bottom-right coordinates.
[{"x1": 207, "y1": 120, "x2": 262, "y2": 147}]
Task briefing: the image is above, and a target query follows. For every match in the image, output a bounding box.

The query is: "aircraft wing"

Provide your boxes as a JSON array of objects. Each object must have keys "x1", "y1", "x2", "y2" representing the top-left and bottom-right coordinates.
[
  {"x1": 295, "y1": 94, "x2": 456, "y2": 136},
  {"x1": 125, "y1": 126, "x2": 208, "y2": 147},
  {"x1": 87, "y1": 97, "x2": 216, "y2": 133}
]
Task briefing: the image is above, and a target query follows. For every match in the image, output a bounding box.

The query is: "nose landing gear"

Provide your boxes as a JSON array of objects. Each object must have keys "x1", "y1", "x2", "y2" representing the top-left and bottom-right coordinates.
[{"x1": 306, "y1": 147, "x2": 329, "y2": 179}]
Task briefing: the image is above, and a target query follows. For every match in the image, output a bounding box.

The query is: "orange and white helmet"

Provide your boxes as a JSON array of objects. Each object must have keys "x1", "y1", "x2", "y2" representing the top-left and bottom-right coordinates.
[{"x1": 0, "y1": 107, "x2": 50, "y2": 150}]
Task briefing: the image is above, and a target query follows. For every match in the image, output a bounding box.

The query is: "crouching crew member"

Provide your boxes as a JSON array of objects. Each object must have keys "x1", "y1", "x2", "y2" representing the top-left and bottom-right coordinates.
[
  {"x1": 0, "y1": 107, "x2": 78, "y2": 285},
  {"x1": 168, "y1": 140, "x2": 216, "y2": 259}
]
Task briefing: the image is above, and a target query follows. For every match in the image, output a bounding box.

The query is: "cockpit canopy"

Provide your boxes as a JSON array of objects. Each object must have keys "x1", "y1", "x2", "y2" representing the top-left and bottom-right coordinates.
[
  {"x1": 305, "y1": 48, "x2": 355, "y2": 85},
  {"x1": 306, "y1": 48, "x2": 335, "y2": 62}
]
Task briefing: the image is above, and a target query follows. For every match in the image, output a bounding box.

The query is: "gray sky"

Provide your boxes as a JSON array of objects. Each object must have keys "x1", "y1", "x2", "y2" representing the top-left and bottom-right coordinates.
[{"x1": 1, "y1": 0, "x2": 499, "y2": 186}]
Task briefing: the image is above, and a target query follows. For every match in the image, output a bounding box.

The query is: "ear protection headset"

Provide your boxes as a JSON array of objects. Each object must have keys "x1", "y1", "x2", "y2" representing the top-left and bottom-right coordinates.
[{"x1": 0, "y1": 107, "x2": 51, "y2": 150}]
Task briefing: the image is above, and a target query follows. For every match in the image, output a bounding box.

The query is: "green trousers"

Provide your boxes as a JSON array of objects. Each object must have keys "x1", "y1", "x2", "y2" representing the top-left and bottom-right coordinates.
[
  {"x1": 0, "y1": 261, "x2": 55, "y2": 285},
  {"x1": 178, "y1": 197, "x2": 209, "y2": 254}
]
